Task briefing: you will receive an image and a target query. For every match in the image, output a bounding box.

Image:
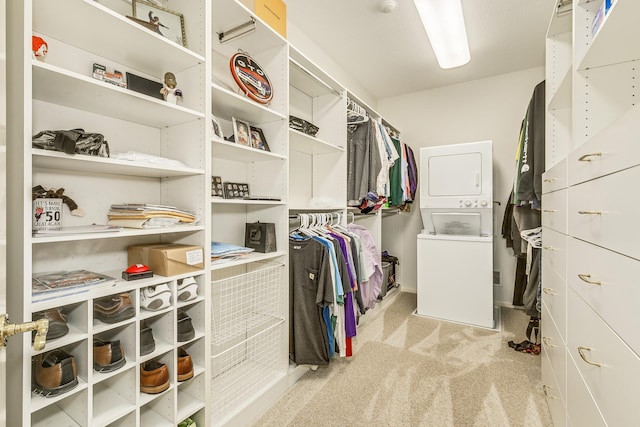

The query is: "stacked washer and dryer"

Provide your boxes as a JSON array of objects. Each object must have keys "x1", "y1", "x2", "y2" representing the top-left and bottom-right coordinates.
[{"x1": 416, "y1": 140, "x2": 495, "y2": 329}]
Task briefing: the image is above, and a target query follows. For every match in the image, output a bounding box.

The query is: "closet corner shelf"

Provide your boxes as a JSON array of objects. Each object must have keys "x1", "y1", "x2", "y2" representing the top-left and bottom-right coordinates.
[
  {"x1": 33, "y1": 62, "x2": 205, "y2": 128},
  {"x1": 288, "y1": 129, "x2": 344, "y2": 155},
  {"x1": 31, "y1": 225, "x2": 205, "y2": 244},
  {"x1": 32, "y1": 148, "x2": 205, "y2": 178},
  {"x1": 211, "y1": 82, "x2": 287, "y2": 124},
  {"x1": 33, "y1": 0, "x2": 204, "y2": 76},
  {"x1": 210, "y1": 251, "x2": 286, "y2": 271},
  {"x1": 211, "y1": 137, "x2": 286, "y2": 162}
]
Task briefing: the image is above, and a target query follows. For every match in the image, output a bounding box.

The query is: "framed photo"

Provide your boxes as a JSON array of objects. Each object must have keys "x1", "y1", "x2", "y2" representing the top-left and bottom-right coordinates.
[
  {"x1": 223, "y1": 182, "x2": 250, "y2": 199},
  {"x1": 132, "y1": 0, "x2": 187, "y2": 47},
  {"x1": 211, "y1": 176, "x2": 224, "y2": 198},
  {"x1": 232, "y1": 117, "x2": 251, "y2": 146},
  {"x1": 211, "y1": 115, "x2": 224, "y2": 140},
  {"x1": 250, "y1": 126, "x2": 270, "y2": 151}
]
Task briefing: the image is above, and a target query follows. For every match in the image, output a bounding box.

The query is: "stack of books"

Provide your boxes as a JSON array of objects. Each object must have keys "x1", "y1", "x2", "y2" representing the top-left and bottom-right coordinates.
[
  {"x1": 32, "y1": 270, "x2": 117, "y2": 303},
  {"x1": 107, "y1": 203, "x2": 198, "y2": 229}
]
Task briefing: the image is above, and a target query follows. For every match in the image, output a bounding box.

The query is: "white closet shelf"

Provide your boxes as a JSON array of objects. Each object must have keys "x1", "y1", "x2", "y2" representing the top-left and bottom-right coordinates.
[
  {"x1": 289, "y1": 129, "x2": 344, "y2": 155},
  {"x1": 31, "y1": 404, "x2": 83, "y2": 427},
  {"x1": 177, "y1": 399, "x2": 206, "y2": 423},
  {"x1": 93, "y1": 389, "x2": 136, "y2": 427},
  {"x1": 91, "y1": 362, "x2": 137, "y2": 387},
  {"x1": 577, "y1": 1, "x2": 637, "y2": 70},
  {"x1": 140, "y1": 406, "x2": 173, "y2": 426},
  {"x1": 32, "y1": 225, "x2": 205, "y2": 244},
  {"x1": 547, "y1": 3, "x2": 572, "y2": 37},
  {"x1": 31, "y1": 378, "x2": 89, "y2": 413},
  {"x1": 212, "y1": 198, "x2": 285, "y2": 206},
  {"x1": 211, "y1": 137, "x2": 286, "y2": 162},
  {"x1": 32, "y1": 149, "x2": 205, "y2": 178},
  {"x1": 548, "y1": 63, "x2": 572, "y2": 110},
  {"x1": 289, "y1": 206, "x2": 346, "y2": 212},
  {"x1": 140, "y1": 384, "x2": 175, "y2": 408},
  {"x1": 289, "y1": 59, "x2": 340, "y2": 98},
  {"x1": 211, "y1": 0, "x2": 286, "y2": 54},
  {"x1": 210, "y1": 251, "x2": 286, "y2": 271},
  {"x1": 33, "y1": 0, "x2": 204, "y2": 76},
  {"x1": 33, "y1": 62, "x2": 205, "y2": 128},
  {"x1": 211, "y1": 82, "x2": 286, "y2": 124},
  {"x1": 30, "y1": 326, "x2": 86, "y2": 357}
]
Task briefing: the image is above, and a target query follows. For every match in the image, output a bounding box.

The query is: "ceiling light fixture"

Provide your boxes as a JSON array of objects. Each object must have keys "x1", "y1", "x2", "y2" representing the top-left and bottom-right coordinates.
[{"x1": 413, "y1": 0, "x2": 470, "y2": 69}]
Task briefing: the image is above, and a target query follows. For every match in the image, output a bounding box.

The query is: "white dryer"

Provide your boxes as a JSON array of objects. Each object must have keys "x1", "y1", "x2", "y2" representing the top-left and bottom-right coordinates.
[{"x1": 416, "y1": 140, "x2": 495, "y2": 329}]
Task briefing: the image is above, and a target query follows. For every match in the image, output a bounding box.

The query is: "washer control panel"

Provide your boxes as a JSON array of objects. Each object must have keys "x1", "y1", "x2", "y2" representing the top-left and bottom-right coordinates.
[{"x1": 459, "y1": 199, "x2": 491, "y2": 208}]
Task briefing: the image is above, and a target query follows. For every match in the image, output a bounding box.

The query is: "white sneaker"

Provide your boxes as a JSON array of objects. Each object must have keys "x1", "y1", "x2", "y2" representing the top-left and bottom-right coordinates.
[
  {"x1": 177, "y1": 277, "x2": 198, "y2": 301},
  {"x1": 141, "y1": 283, "x2": 172, "y2": 311}
]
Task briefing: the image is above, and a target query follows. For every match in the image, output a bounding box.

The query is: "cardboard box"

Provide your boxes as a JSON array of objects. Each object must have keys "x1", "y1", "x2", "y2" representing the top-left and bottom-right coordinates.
[
  {"x1": 128, "y1": 244, "x2": 204, "y2": 277},
  {"x1": 254, "y1": 0, "x2": 286, "y2": 38}
]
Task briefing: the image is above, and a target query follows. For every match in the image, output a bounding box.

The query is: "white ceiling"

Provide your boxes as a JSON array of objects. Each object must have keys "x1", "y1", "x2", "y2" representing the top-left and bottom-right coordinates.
[{"x1": 285, "y1": 0, "x2": 557, "y2": 100}]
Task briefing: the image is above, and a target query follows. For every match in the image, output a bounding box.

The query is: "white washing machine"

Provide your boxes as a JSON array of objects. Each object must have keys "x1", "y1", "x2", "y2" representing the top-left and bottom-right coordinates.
[{"x1": 416, "y1": 141, "x2": 495, "y2": 329}]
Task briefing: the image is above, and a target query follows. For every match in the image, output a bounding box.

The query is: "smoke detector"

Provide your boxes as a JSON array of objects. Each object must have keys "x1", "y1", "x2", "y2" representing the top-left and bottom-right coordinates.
[{"x1": 380, "y1": 0, "x2": 397, "y2": 13}]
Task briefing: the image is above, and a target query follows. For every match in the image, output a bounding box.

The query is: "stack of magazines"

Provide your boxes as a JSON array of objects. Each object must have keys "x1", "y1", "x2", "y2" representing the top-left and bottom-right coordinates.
[
  {"x1": 32, "y1": 270, "x2": 117, "y2": 303},
  {"x1": 107, "y1": 203, "x2": 198, "y2": 229},
  {"x1": 210, "y1": 242, "x2": 254, "y2": 265}
]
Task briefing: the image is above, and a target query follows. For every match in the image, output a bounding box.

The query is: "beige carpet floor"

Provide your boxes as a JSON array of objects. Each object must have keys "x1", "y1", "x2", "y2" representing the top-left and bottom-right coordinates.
[{"x1": 253, "y1": 291, "x2": 552, "y2": 427}]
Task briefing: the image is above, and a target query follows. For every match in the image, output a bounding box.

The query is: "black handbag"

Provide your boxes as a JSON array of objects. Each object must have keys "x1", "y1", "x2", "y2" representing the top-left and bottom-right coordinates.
[{"x1": 245, "y1": 222, "x2": 277, "y2": 253}]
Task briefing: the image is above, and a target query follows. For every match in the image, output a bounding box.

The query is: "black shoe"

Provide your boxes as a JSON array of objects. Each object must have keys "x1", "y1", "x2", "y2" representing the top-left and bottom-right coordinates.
[
  {"x1": 177, "y1": 310, "x2": 195, "y2": 342},
  {"x1": 140, "y1": 323, "x2": 156, "y2": 356}
]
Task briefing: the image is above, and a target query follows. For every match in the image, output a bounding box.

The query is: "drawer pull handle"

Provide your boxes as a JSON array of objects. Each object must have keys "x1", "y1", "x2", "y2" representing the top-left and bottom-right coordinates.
[
  {"x1": 543, "y1": 178, "x2": 558, "y2": 183},
  {"x1": 578, "y1": 152, "x2": 602, "y2": 162},
  {"x1": 543, "y1": 288, "x2": 558, "y2": 296},
  {"x1": 542, "y1": 384, "x2": 557, "y2": 399},
  {"x1": 578, "y1": 274, "x2": 601, "y2": 286},
  {"x1": 543, "y1": 246, "x2": 557, "y2": 251},
  {"x1": 577, "y1": 346, "x2": 601, "y2": 367},
  {"x1": 543, "y1": 209, "x2": 557, "y2": 213},
  {"x1": 542, "y1": 336, "x2": 557, "y2": 348},
  {"x1": 578, "y1": 211, "x2": 602, "y2": 215}
]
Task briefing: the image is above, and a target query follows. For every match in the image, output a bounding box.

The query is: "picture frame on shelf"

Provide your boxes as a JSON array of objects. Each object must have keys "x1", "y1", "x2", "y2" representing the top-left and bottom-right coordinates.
[
  {"x1": 131, "y1": 0, "x2": 187, "y2": 47},
  {"x1": 223, "y1": 182, "x2": 250, "y2": 199},
  {"x1": 212, "y1": 176, "x2": 224, "y2": 198},
  {"x1": 232, "y1": 117, "x2": 251, "y2": 147},
  {"x1": 250, "y1": 126, "x2": 270, "y2": 151},
  {"x1": 211, "y1": 115, "x2": 224, "y2": 140}
]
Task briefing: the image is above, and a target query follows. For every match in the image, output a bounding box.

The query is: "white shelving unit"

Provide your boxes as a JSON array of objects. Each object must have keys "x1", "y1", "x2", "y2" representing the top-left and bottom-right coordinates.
[
  {"x1": 542, "y1": 1, "x2": 640, "y2": 426},
  {"x1": 6, "y1": 0, "x2": 210, "y2": 426}
]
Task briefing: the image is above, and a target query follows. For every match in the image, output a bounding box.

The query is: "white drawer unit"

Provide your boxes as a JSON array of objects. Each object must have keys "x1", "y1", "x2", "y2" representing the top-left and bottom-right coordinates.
[
  {"x1": 541, "y1": 259, "x2": 567, "y2": 340},
  {"x1": 541, "y1": 187, "x2": 567, "y2": 233},
  {"x1": 542, "y1": 157, "x2": 568, "y2": 194},
  {"x1": 566, "y1": 353, "x2": 606, "y2": 427},
  {"x1": 567, "y1": 237, "x2": 640, "y2": 356},
  {"x1": 568, "y1": 165, "x2": 640, "y2": 260},
  {"x1": 542, "y1": 348, "x2": 567, "y2": 427},
  {"x1": 541, "y1": 227, "x2": 566, "y2": 280},
  {"x1": 542, "y1": 301, "x2": 566, "y2": 399},
  {"x1": 567, "y1": 288, "x2": 640, "y2": 426}
]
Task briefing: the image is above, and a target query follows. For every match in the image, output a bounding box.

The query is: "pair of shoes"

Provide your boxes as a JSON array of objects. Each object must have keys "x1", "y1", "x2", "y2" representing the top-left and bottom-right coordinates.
[
  {"x1": 178, "y1": 418, "x2": 197, "y2": 427},
  {"x1": 177, "y1": 347, "x2": 194, "y2": 382},
  {"x1": 93, "y1": 339, "x2": 126, "y2": 373},
  {"x1": 177, "y1": 310, "x2": 195, "y2": 342},
  {"x1": 140, "y1": 283, "x2": 171, "y2": 311},
  {"x1": 33, "y1": 349, "x2": 78, "y2": 397},
  {"x1": 94, "y1": 293, "x2": 135, "y2": 324},
  {"x1": 32, "y1": 308, "x2": 69, "y2": 340},
  {"x1": 177, "y1": 277, "x2": 198, "y2": 302},
  {"x1": 140, "y1": 360, "x2": 169, "y2": 394},
  {"x1": 140, "y1": 323, "x2": 156, "y2": 356}
]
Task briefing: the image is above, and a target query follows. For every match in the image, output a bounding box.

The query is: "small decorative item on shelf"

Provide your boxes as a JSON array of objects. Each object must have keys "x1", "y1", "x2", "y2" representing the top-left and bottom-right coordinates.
[
  {"x1": 160, "y1": 72, "x2": 183, "y2": 104},
  {"x1": 211, "y1": 115, "x2": 224, "y2": 139},
  {"x1": 92, "y1": 63, "x2": 126, "y2": 88},
  {"x1": 32, "y1": 35, "x2": 48, "y2": 61},
  {"x1": 223, "y1": 182, "x2": 250, "y2": 199},
  {"x1": 250, "y1": 126, "x2": 270, "y2": 151},
  {"x1": 245, "y1": 221, "x2": 277, "y2": 253},
  {"x1": 229, "y1": 50, "x2": 273, "y2": 105},
  {"x1": 122, "y1": 263, "x2": 153, "y2": 281},
  {"x1": 289, "y1": 115, "x2": 319, "y2": 137},
  {"x1": 32, "y1": 185, "x2": 85, "y2": 233},
  {"x1": 32, "y1": 128, "x2": 111, "y2": 157},
  {"x1": 231, "y1": 117, "x2": 251, "y2": 146},
  {"x1": 125, "y1": 72, "x2": 164, "y2": 100},
  {"x1": 211, "y1": 176, "x2": 224, "y2": 198},
  {"x1": 129, "y1": 0, "x2": 187, "y2": 47}
]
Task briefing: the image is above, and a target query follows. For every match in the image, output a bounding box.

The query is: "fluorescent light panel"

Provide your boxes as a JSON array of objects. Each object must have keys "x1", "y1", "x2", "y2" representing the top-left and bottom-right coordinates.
[{"x1": 414, "y1": 0, "x2": 470, "y2": 69}]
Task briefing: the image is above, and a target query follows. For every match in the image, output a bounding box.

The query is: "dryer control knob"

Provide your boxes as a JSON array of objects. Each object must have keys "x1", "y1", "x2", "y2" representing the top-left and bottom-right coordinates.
[
  {"x1": 464, "y1": 200, "x2": 472, "y2": 207},
  {"x1": 480, "y1": 200, "x2": 488, "y2": 207}
]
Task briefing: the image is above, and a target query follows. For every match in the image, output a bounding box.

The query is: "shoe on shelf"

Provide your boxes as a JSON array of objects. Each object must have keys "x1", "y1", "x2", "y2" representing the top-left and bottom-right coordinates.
[
  {"x1": 177, "y1": 310, "x2": 195, "y2": 342},
  {"x1": 93, "y1": 339, "x2": 126, "y2": 373},
  {"x1": 140, "y1": 360, "x2": 169, "y2": 394},
  {"x1": 140, "y1": 283, "x2": 172, "y2": 311},
  {"x1": 140, "y1": 323, "x2": 156, "y2": 356},
  {"x1": 177, "y1": 277, "x2": 198, "y2": 302},
  {"x1": 178, "y1": 418, "x2": 197, "y2": 427},
  {"x1": 32, "y1": 308, "x2": 69, "y2": 341},
  {"x1": 177, "y1": 347, "x2": 194, "y2": 382},
  {"x1": 93, "y1": 293, "x2": 135, "y2": 324},
  {"x1": 33, "y1": 349, "x2": 78, "y2": 397}
]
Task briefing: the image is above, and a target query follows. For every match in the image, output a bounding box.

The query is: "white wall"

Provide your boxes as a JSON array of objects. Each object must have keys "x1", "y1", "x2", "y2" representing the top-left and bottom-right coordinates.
[{"x1": 378, "y1": 66, "x2": 545, "y2": 305}]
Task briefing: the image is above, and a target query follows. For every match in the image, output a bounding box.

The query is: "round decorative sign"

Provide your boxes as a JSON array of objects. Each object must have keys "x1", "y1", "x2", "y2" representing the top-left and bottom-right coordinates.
[{"x1": 229, "y1": 51, "x2": 273, "y2": 105}]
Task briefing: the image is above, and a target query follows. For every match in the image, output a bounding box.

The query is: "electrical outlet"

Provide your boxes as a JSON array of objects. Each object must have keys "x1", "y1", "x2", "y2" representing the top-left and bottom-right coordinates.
[{"x1": 493, "y1": 271, "x2": 501, "y2": 285}]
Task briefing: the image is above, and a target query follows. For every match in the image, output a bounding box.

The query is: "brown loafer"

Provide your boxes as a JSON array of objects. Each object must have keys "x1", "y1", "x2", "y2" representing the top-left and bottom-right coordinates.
[
  {"x1": 140, "y1": 360, "x2": 169, "y2": 394},
  {"x1": 94, "y1": 293, "x2": 135, "y2": 324},
  {"x1": 177, "y1": 348, "x2": 194, "y2": 382},
  {"x1": 33, "y1": 349, "x2": 78, "y2": 397},
  {"x1": 32, "y1": 308, "x2": 69, "y2": 340},
  {"x1": 93, "y1": 339, "x2": 126, "y2": 373}
]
